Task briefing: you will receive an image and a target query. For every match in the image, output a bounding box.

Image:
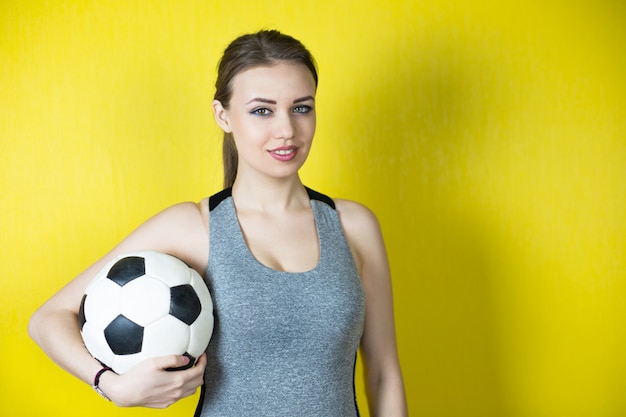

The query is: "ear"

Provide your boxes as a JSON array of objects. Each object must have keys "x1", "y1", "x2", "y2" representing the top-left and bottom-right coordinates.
[{"x1": 212, "y1": 100, "x2": 232, "y2": 133}]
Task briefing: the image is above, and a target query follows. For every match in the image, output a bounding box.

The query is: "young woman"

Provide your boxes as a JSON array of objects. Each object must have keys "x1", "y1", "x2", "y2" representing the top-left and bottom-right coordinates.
[{"x1": 29, "y1": 30, "x2": 407, "y2": 416}]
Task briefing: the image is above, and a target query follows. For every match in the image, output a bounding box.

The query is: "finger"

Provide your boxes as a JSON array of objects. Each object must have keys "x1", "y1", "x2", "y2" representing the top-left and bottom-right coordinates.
[
  {"x1": 194, "y1": 353, "x2": 207, "y2": 369},
  {"x1": 152, "y1": 354, "x2": 191, "y2": 371},
  {"x1": 183, "y1": 354, "x2": 206, "y2": 386}
]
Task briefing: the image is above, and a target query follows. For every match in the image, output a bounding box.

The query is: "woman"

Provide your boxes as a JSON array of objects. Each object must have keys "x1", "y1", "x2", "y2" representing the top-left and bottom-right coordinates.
[{"x1": 29, "y1": 30, "x2": 407, "y2": 416}]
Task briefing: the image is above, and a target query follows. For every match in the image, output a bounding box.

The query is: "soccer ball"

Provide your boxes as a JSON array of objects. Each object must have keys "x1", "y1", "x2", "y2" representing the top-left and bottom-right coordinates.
[{"x1": 78, "y1": 251, "x2": 213, "y2": 374}]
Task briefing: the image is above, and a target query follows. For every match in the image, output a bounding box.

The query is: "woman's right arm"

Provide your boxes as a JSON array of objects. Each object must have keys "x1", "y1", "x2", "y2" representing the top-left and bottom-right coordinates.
[{"x1": 28, "y1": 200, "x2": 210, "y2": 407}]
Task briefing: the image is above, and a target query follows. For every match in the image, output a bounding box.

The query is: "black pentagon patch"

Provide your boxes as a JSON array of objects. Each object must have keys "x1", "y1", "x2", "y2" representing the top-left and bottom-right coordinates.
[
  {"x1": 104, "y1": 315, "x2": 144, "y2": 355},
  {"x1": 107, "y1": 256, "x2": 146, "y2": 286},
  {"x1": 170, "y1": 284, "x2": 201, "y2": 325},
  {"x1": 78, "y1": 294, "x2": 87, "y2": 330}
]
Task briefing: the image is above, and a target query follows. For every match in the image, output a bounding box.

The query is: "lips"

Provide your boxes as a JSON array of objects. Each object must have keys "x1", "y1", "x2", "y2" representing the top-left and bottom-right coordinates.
[{"x1": 268, "y1": 146, "x2": 298, "y2": 162}]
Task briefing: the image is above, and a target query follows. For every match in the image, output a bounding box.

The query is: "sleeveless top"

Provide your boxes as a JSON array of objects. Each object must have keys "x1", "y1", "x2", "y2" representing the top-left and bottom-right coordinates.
[{"x1": 194, "y1": 187, "x2": 366, "y2": 417}]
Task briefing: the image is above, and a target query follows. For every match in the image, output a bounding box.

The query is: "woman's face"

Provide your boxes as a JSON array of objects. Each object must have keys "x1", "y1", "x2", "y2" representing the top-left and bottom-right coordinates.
[{"x1": 213, "y1": 62, "x2": 317, "y2": 182}]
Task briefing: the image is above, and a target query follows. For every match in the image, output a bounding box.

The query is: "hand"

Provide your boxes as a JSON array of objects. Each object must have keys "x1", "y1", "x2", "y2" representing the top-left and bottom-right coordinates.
[{"x1": 101, "y1": 354, "x2": 207, "y2": 408}]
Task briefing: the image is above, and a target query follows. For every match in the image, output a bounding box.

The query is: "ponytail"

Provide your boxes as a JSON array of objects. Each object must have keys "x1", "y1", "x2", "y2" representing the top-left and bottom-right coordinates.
[{"x1": 222, "y1": 132, "x2": 238, "y2": 188}]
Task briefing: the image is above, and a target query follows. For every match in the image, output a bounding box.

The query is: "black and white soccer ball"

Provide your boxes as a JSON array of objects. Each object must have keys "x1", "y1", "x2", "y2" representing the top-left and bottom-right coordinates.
[{"x1": 78, "y1": 250, "x2": 213, "y2": 374}]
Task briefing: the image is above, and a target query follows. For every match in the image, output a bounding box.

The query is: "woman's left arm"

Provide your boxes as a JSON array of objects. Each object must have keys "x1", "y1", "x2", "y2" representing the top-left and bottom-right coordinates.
[{"x1": 336, "y1": 199, "x2": 408, "y2": 417}]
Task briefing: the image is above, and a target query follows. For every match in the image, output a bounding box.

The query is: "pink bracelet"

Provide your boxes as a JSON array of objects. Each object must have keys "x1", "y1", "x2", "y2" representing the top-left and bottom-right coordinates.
[{"x1": 92, "y1": 366, "x2": 113, "y2": 401}]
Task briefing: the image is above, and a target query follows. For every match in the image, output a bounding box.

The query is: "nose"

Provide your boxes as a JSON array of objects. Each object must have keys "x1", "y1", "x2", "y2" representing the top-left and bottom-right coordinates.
[{"x1": 272, "y1": 112, "x2": 295, "y2": 140}]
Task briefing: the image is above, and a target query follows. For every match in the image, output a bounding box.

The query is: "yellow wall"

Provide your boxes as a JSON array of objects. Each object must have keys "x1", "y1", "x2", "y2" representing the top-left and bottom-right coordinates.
[{"x1": 1, "y1": 1, "x2": 625, "y2": 416}]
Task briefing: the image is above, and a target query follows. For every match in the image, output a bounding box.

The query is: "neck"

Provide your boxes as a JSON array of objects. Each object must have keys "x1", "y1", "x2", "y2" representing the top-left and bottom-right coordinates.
[{"x1": 231, "y1": 175, "x2": 309, "y2": 212}]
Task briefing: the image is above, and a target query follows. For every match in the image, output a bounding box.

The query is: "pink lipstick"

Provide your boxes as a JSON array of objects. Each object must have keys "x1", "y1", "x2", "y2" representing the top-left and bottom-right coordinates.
[{"x1": 268, "y1": 146, "x2": 298, "y2": 162}]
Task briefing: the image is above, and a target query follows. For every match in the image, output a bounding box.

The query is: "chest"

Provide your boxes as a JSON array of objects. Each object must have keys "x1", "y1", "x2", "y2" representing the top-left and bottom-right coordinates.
[
  {"x1": 236, "y1": 209, "x2": 319, "y2": 273},
  {"x1": 206, "y1": 199, "x2": 366, "y2": 351},
  {"x1": 208, "y1": 247, "x2": 365, "y2": 356}
]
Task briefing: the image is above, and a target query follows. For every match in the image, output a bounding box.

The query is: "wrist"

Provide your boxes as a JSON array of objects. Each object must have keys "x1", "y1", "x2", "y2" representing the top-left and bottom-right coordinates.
[{"x1": 92, "y1": 366, "x2": 114, "y2": 401}]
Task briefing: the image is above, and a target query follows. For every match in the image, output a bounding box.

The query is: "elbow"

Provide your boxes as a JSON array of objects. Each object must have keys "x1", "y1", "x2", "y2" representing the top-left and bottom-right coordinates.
[
  {"x1": 28, "y1": 307, "x2": 46, "y2": 344},
  {"x1": 27, "y1": 309, "x2": 40, "y2": 341}
]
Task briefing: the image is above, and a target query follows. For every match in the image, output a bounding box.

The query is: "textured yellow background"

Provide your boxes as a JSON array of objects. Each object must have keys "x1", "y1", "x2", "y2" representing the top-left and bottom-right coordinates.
[{"x1": 1, "y1": 1, "x2": 625, "y2": 416}]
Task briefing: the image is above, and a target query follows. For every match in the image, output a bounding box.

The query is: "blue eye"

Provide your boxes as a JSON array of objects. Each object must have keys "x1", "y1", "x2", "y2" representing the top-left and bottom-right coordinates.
[
  {"x1": 251, "y1": 108, "x2": 272, "y2": 116},
  {"x1": 293, "y1": 105, "x2": 312, "y2": 114}
]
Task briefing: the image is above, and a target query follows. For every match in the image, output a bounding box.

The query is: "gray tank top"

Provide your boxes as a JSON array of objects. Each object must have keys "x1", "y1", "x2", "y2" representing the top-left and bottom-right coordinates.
[{"x1": 195, "y1": 187, "x2": 366, "y2": 417}]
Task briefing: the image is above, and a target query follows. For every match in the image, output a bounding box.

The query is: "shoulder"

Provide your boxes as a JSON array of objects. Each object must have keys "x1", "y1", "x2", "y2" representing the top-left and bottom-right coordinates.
[
  {"x1": 138, "y1": 200, "x2": 209, "y2": 242},
  {"x1": 333, "y1": 199, "x2": 385, "y2": 272},
  {"x1": 126, "y1": 200, "x2": 209, "y2": 274},
  {"x1": 167, "y1": 199, "x2": 210, "y2": 245},
  {"x1": 334, "y1": 198, "x2": 381, "y2": 232},
  {"x1": 146, "y1": 200, "x2": 207, "y2": 231}
]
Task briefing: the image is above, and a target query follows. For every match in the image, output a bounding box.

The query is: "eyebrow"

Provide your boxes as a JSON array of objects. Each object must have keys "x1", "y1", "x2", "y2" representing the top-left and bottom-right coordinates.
[{"x1": 246, "y1": 96, "x2": 315, "y2": 105}]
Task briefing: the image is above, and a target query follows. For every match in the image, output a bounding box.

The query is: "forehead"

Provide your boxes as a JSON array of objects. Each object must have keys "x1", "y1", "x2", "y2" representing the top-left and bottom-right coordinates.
[{"x1": 230, "y1": 62, "x2": 316, "y2": 100}]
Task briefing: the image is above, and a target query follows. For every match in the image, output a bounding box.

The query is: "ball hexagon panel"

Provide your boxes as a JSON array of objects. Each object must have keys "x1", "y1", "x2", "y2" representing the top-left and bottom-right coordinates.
[
  {"x1": 121, "y1": 276, "x2": 170, "y2": 326},
  {"x1": 142, "y1": 315, "x2": 190, "y2": 356},
  {"x1": 111, "y1": 351, "x2": 149, "y2": 375},
  {"x1": 188, "y1": 309, "x2": 214, "y2": 356},
  {"x1": 83, "y1": 277, "x2": 123, "y2": 329},
  {"x1": 190, "y1": 272, "x2": 213, "y2": 311},
  {"x1": 81, "y1": 320, "x2": 115, "y2": 368},
  {"x1": 143, "y1": 252, "x2": 192, "y2": 287}
]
